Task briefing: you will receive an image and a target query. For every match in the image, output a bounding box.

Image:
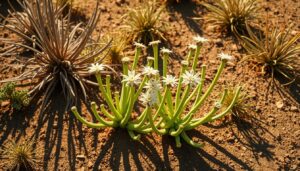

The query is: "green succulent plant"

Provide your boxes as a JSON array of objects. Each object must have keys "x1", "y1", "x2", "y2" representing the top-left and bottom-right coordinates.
[
  {"x1": 0, "y1": 82, "x2": 30, "y2": 110},
  {"x1": 72, "y1": 36, "x2": 241, "y2": 148}
]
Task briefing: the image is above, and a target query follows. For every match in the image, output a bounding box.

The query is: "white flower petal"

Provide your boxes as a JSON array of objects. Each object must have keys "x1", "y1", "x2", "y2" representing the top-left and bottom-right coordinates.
[
  {"x1": 149, "y1": 40, "x2": 161, "y2": 46},
  {"x1": 193, "y1": 35, "x2": 209, "y2": 43},
  {"x1": 163, "y1": 75, "x2": 178, "y2": 87},
  {"x1": 218, "y1": 53, "x2": 234, "y2": 61},
  {"x1": 88, "y1": 63, "x2": 105, "y2": 74},
  {"x1": 134, "y1": 42, "x2": 147, "y2": 48},
  {"x1": 161, "y1": 47, "x2": 172, "y2": 54},
  {"x1": 122, "y1": 70, "x2": 141, "y2": 86}
]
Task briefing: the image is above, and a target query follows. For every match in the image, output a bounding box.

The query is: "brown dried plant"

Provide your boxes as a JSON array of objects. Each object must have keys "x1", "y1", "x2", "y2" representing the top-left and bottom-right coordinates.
[
  {"x1": 0, "y1": 0, "x2": 111, "y2": 111},
  {"x1": 1, "y1": 0, "x2": 64, "y2": 56}
]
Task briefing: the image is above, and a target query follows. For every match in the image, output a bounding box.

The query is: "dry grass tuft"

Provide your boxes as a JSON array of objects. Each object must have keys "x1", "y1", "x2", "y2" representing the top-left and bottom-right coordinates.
[
  {"x1": 123, "y1": 0, "x2": 166, "y2": 44},
  {"x1": 241, "y1": 25, "x2": 300, "y2": 85},
  {"x1": 0, "y1": 139, "x2": 40, "y2": 171},
  {"x1": 202, "y1": 0, "x2": 258, "y2": 35}
]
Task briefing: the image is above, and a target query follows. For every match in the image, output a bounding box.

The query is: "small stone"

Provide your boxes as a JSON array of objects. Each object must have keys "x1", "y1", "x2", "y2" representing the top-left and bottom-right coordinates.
[
  {"x1": 242, "y1": 146, "x2": 247, "y2": 151},
  {"x1": 53, "y1": 123, "x2": 58, "y2": 129},
  {"x1": 116, "y1": 0, "x2": 125, "y2": 6},
  {"x1": 290, "y1": 106, "x2": 298, "y2": 112},
  {"x1": 276, "y1": 101, "x2": 284, "y2": 109},
  {"x1": 76, "y1": 154, "x2": 86, "y2": 160},
  {"x1": 88, "y1": 161, "x2": 93, "y2": 168},
  {"x1": 214, "y1": 38, "x2": 223, "y2": 47},
  {"x1": 206, "y1": 25, "x2": 216, "y2": 33},
  {"x1": 231, "y1": 44, "x2": 238, "y2": 51},
  {"x1": 291, "y1": 30, "x2": 298, "y2": 36},
  {"x1": 100, "y1": 5, "x2": 107, "y2": 12},
  {"x1": 1, "y1": 101, "x2": 10, "y2": 107}
]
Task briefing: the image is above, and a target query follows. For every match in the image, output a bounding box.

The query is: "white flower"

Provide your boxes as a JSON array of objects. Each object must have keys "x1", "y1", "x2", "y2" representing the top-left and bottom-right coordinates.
[
  {"x1": 149, "y1": 40, "x2": 161, "y2": 46},
  {"x1": 144, "y1": 79, "x2": 162, "y2": 92},
  {"x1": 218, "y1": 53, "x2": 234, "y2": 61},
  {"x1": 214, "y1": 102, "x2": 222, "y2": 109},
  {"x1": 142, "y1": 66, "x2": 159, "y2": 77},
  {"x1": 163, "y1": 75, "x2": 178, "y2": 87},
  {"x1": 181, "y1": 60, "x2": 189, "y2": 66},
  {"x1": 161, "y1": 47, "x2": 172, "y2": 54},
  {"x1": 188, "y1": 44, "x2": 197, "y2": 50},
  {"x1": 122, "y1": 70, "x2": 141, "y2": 86},
  {"x1": 193, "y1": 35, "x2": 209, "y2": 43},
  {"x1": 121, "y1": 57, "x2": 131, "y2": 63},
  {"x1": 181, "y1": 70, "x2": 201, "y2": 86},
  {"x1": 134, "y1": 42, "x2": 147, "y2": 49},
  {"x1": 88, "y1": 63, "x2": 105, "y2": 74},
  {"x1": 140, "y1": 90, "x2": 159, "y2": 107}
]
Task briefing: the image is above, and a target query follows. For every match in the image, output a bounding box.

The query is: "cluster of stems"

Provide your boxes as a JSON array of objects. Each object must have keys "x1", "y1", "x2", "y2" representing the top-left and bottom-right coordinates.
[{"x1": 72, "y1": 40, "x2": 241, "y2": 148}]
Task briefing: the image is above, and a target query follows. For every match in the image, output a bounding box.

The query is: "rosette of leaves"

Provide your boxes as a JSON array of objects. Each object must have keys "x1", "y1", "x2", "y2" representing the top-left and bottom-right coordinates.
[
  {"x1": 123, "y1": 0, "x2": 166, "y2": 44},
  {"x1": 1, "y1": 0, "x2": 64, "y2": 56},
  {"x1": 0, "y1": 139, "x2": 40, "y2": 171},
  {"x1": 241, "y1": 25, "x2": 300, "y2": 85},
  {"x1": 0, "y1": 0, "x2": 111, "y2": 111},
  {"x1": 202, "y1": 0, "x2": 258, "y2": 36}
]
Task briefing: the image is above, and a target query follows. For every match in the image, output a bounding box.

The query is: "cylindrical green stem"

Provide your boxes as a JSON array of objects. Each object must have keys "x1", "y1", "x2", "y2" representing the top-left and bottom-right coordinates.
[
  {"x1": 152, "y1": 44, "x2": 159, "y2": 70},
  {"x1": 133, "y1": 47, "x2": 141, "y2": 70},
  {"x1": 189, "y1": 60, "x2": 226, "y2": 116},
  {"x1": 96, "y1": 74, "x2": 122, "y2": 120},
  {"x1": 181, "y1": 131, "x2": 203, "y2": 148},
  {"x1": 120, "y1": 86, "x2": 135, "y2": 127},
  {"x1": 175, "y1": 62, "x2": 188, "y2": 109},
  {"x1": 71, "y1": 107, "x2": 105, "y2": 128},
  {"x1": 91, "y1": 102, "x2": 116, "y2": 127},
  {"x1": 163, "y1": 53, "x2": 169, "y2": 77},
  {"x1": 192, "y1": 45, "x2": 201, "y2": 71}
]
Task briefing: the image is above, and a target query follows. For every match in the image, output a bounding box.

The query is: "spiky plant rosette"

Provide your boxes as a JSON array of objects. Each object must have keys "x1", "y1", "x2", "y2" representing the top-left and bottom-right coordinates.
[
  {"x1": 0, "y1": 0, "x2": 111, "y2": 110},
  {"x1": 1, "y1": 0, "x2": 64, "y2": 55},
  {"x1": 0, "y1": 139, "x2": 40, "y2": 171},
  {"x1": 222, "y1": 86, "x2": 252, "y2": 120},
  {"x1": 87, "y1": 32, "x2": 129, "y2": 65},
  {"x1": 241, "y1": 25, "x2": 300, "y2": 85},
  {"x1": 123, "y1": 0, "x2": 166, "y2": 44},
  {"x1": 202, "y1": 0, "x2": 258, "y2": 35}
]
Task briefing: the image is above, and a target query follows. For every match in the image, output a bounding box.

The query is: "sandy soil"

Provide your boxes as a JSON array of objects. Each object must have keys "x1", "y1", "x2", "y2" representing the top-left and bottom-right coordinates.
[{"x1": 0, "y1": 0, "x2": 299, "y2": 170}]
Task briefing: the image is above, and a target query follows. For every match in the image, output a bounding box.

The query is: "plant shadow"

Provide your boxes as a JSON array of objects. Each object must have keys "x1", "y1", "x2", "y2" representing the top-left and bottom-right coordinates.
[
  {"x1": 0, "y1": 105, "x2": 35, "y2": 146},
  {"x1": 92, "y1": 128, "x2": 253, "y2": 170},
  {"x1": 92, "y1": 129, "x2": 164, "y2": 170},
  {"x1": 229, "y1": 115, "x2": 275, "y2": 161},
  {"x1": 0, "y1": 0, "x2": 22, "y2": 21},
  {"x1": 30, "y1": 90, "x2": 89, "y2": 171},
  {"x1": 275, "y1": 76, "x2": 300, "y2": 104},
  {"x1": 166, "y1": 0, "x2": 203, "y2": 35},
  {"x1": 162, "y1": 131, "x2": 252, "y2": 171}
]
